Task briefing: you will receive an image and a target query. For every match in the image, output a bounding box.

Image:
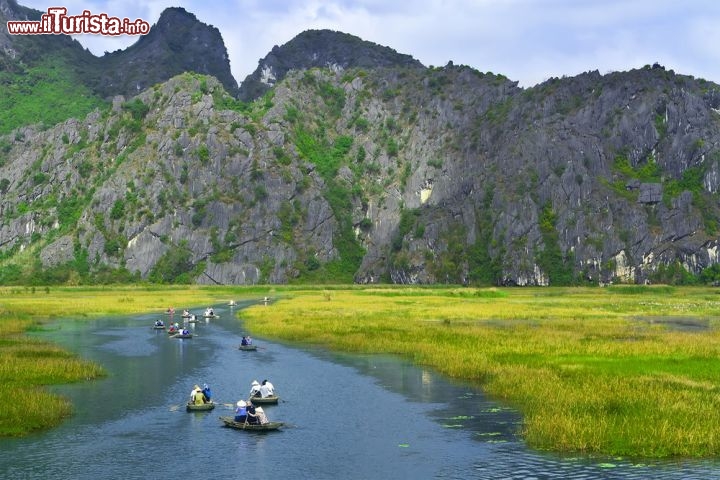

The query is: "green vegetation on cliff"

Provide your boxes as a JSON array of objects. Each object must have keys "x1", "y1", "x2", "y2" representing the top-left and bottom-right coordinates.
[{"x1": 0, "y1": 56, "x2": 105, "y2": 135}]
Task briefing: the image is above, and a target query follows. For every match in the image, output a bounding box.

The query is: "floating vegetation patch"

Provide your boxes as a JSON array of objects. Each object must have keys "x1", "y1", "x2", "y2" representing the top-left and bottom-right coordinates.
[
  {"x1": 397, "y1": 443, "x2": 410, "y2": 448},
  {"x1": 634, "y1": 315, "x2": 711, "y2": 332}
]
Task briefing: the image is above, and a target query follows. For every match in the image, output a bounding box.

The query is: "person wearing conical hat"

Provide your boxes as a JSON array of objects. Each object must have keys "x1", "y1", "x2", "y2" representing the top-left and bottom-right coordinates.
[
  {"x1": 190, "y1": 385, "x2": 205, "y2": 405},
  {"x1": 249, "y1": 380, "x2": 261, "y2": 398},
  {"x1": 234, "y1": 400, "x2": 247, "y2": 422},
  {"x1": 255, "y1": 406, "x2": 269, "y2": 424}
]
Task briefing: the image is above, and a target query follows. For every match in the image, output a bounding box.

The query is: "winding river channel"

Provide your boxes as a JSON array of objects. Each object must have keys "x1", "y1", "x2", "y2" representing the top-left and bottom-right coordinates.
[{"x1": 1, "y1": 301, "x2": 719, "y2": 479}]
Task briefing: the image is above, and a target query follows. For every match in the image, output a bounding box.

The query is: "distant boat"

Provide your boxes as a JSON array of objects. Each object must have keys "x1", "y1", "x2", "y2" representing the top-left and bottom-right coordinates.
[
  {"x1": 173, "y1": 332, "x2": 193, "y2": 339},
  {"x1": 238, "y1": 344, "x2": 257, "y2": 351},
  {"x1": 152, "y1": 324, "x2": 165, "y2": 330},
  {"x1": 229, "y1": 300, "x2": 237, "y2": 307}
]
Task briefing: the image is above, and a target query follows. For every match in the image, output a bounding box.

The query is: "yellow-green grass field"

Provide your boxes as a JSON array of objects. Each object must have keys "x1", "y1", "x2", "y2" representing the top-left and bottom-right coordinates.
[
  {"x1": 0, "y1": 285, "x2": 257, "y2": 436},
  {"x1": 241, "y1": 285, "x2": 720, "y2": 458},
  {"x1": 4, "y1": 284, "x2": 720, "y2": 458}
]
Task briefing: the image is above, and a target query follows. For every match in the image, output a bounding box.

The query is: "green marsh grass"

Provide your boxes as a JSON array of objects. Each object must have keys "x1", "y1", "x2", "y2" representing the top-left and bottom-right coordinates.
[{"x1": 241, "y1": 286, "x2": 720, "y2": 458}]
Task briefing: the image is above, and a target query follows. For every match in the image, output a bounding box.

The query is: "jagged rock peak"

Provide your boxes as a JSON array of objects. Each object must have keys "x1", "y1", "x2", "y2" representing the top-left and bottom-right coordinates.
[
  {"x1": 238, "y1": 28, "x2": 424, "y2": 101},
  {"x1": 93, "y1": 6, "x2": 238, "y2": 98}
]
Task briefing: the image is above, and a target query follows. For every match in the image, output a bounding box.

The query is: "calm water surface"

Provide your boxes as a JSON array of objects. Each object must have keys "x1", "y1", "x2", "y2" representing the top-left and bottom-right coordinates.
[{"x1": 1, "y1": 302, "x2": 719, "y2": 479}]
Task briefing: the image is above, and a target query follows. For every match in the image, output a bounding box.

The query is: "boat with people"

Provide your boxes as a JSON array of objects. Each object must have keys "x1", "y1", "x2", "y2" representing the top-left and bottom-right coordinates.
[
  {"x1": 173, "y1": 330, "x2": 193, "y2": 339},
  {"x1": 248, "y1": 395, "x2": 279, "y2": 405},
  {"x1": 219, "y1": 416, "x2": 283, "y2": 431},
  {"x1": 239, "y1": 335, "x2": 255, "y2": 350},
  {"x1": 186, "y1": 401, "x2": 215, "y2": 411},
  {"x1": 202, "y1": 307, "x2": 219, "y2": 319},
  {"x1": 228, "y1": 300, "x2": 237, "y2": 307},
  {"x1": 187, "y1": 384, "x2": 213, "y2": 410},
  {"x1": 152, "y1": 321, "x2": 166, "y2": 330}
]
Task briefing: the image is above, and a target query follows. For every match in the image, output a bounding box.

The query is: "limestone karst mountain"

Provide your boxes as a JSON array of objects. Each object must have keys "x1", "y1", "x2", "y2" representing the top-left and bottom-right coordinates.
[{"x1": 2, "y1": 2, "x2": 720, "y2": 286}]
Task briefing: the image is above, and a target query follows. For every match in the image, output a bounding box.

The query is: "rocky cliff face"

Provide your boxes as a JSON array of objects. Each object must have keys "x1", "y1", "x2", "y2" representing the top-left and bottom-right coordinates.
[
  {"x1": 2, "y1": 63, "x2": 720, "y2": 286},
  {"x1": 2, "y1": 8, "x2": 720, "y2": 286}
]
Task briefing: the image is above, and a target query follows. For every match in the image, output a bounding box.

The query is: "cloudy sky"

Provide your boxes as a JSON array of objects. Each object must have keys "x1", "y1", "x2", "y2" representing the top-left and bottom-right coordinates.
[{"x1": 16, "y1": 0, "x2": 720, "y2": 88}]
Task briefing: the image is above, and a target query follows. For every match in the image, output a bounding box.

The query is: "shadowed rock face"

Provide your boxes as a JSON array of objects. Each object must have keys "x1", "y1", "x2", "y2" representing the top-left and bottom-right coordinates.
[
  {"x1": 0, "y1": 2, "x2": 238, "y2": 98},
  {"x1": 93, "y1": 7, "x2": 239, "y2": 98},
  {"x1": 238, "y1": 29, "x2": 424, "y2": 101}
]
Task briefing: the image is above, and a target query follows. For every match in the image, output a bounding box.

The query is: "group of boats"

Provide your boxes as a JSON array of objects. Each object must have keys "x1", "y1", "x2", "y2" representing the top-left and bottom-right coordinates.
[
  {"x1": 186, "y1": 386, "x2": 284, "y2": 432},
  {"x1": 153, "y1": 306, "x2": 226, "y2": 338},
  {"x1": 158, "y1": 301, "x2": 283, "y2": 431}
]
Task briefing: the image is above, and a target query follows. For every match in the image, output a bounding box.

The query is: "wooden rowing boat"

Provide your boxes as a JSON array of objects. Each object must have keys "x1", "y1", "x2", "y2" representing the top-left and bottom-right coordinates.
[
  {"x1": 152, "y1": 325, "x2": 166, "y2": 330},
  {"x1": 219, "y1": 416, "x2": 283, "y2": 431},
  {"x1": 173, "y1": 332, "x2": 193, "y2": 339},
  {"x1": 203, "y1": 314, "x2": 219, "y2": 319},
  {"x1": 238, "y1": 344, "x2": 257, "y2": 351},
  {"x1": 248, "y1": 395, "x2": 279, "y2": 405},
  {"x1": 186, "y1": 402, "x2": 215, "y2": 412}
]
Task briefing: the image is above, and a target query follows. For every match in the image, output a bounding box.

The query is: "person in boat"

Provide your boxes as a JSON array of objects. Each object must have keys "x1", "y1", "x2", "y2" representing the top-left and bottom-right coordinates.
[
  {"x1": 168, "y1": 323, "x2": 178, "y2": 333},
  {"x1": 202, "y1": 384, "x2": 212, "y2": 402},
  {"x1": 245, "y1": 335, "x2": 252, "y2": 345},
  {"x1": 260, "y1": 379, "x2": 274, "y2": 398},
  {"x1": 167, "y1": 307, "x2": 174, "y2": 315},
  {"x1": 246, "y1": 403, "x2": 259, "y2": 424},
  {"x1": 234, "y1": 400, "x2": 247, "y2": 422},
  {"x1": 155, "y1": 319, "x2": 164, "y2": 327},
  {"x1": 249, "y1": 380, "x2": 261, "y2": 398},
  {"x1": 181, "y1": 328, "x2": 190, "y2": 336},
  {"x1": 182, "y1": 309, "x2": 190, "y2": 317},
  {"x1": 190, "y1": 385, "x2": 205, "y2": 405},
  {"x1": 255, "y1": 406, "x2": 269, "y2": 425},
  {"x1": 241, "y1": 336, "x2": 249, "y2": 346}
]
